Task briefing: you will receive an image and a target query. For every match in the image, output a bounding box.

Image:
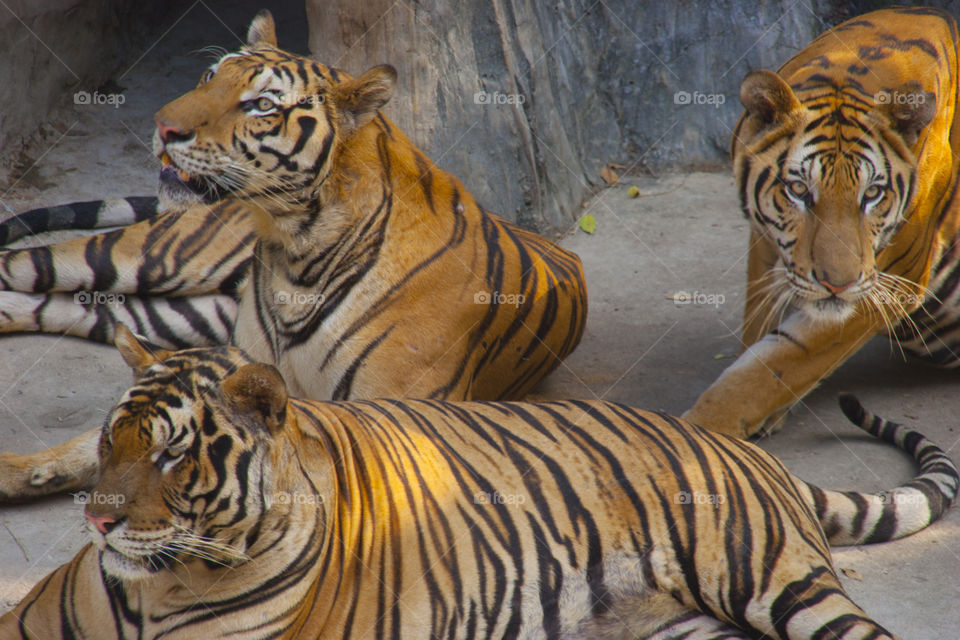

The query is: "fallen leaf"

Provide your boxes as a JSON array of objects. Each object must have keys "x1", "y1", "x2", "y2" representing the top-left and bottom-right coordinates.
[
  {"x1": 578, "y1": 214, "x2": 597, "y2": 234},
  {"x1": 600, "y1": 166, "x2": 619, "y2": 186},
  {"x1": 840, "y1": 567, "x2": 862, "y2": 581},
  {"x1": 608, "y1": 162, "x2": 627, "y2": 169},
  {"x1": 713, "y1": 353, "x2": 728, "y2": 360}
]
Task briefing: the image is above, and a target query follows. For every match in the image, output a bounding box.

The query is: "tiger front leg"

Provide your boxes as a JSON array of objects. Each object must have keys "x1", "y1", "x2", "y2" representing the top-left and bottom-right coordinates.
[
  {"x1": 0, "y1": 428, "x2": 100, "y2": 502},
  {"x1": 683, "y1": 310, "x2": 882, "y2": 438}
]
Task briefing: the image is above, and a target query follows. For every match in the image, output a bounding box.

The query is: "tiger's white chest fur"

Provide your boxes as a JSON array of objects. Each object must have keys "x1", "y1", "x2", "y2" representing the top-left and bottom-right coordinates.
[{"x1": 232, "y1": 242, "x2": 397, "y2": 400}]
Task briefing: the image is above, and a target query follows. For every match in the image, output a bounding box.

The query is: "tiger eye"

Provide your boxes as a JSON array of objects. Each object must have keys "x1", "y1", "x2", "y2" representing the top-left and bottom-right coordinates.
[
  {"x1": 787, "y1": 180, "x2": 808, "y2": 198},
  {"x1": 256, "y1": 96, "x2": 275, "y2": 112},
  {"x1": 863, "y1": 184, "x2": 882, "y2": 200}
]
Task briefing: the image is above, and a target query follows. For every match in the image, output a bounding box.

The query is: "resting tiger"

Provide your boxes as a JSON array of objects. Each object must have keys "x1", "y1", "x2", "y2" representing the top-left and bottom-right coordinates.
[
  {"x1": 685, "y1": 7, "x2": 960, "y2": 438},
  {"x1": 0, "y1": 10, "x2": 586, "y2": 499},
  {"x1": 1, "y1": 325, "x2": 955, "y2": 639}
]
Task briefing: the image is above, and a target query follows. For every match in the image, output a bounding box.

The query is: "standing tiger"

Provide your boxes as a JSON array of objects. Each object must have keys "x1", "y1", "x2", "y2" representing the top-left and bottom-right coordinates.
[
  {"x1": 0, "y1": 11, "x2": 586, "y2": 499},
  {"x1": 1, "y1": 325, "x2": 956, "y2": 639},
  {"x1": 685, "y1": 7, "x2": 960, "y2": 438}
]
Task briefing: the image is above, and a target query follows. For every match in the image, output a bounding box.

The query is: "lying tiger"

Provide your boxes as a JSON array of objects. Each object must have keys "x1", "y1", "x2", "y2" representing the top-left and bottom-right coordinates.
[
  {"x1": 1, "y1": 324, "x2": 955, "y2": 639},
  {"x1": 0, "y1": 10, "x2": 586, "y2": 499},
  {"x1": 686, "y1": 7, "x2": 960, "y2": 437}
]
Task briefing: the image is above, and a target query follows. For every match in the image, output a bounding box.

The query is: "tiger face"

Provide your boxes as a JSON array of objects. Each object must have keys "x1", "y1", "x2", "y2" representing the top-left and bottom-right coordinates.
[
  {"x1": 83, "y1": 325, "x2": 285, "y2": 581},
  {"x1": 152, "y1": 9, "x2": 396, "y2": 209},
  {"x1": 735, "y1": 69, "x2": 935, "y2": 323}
]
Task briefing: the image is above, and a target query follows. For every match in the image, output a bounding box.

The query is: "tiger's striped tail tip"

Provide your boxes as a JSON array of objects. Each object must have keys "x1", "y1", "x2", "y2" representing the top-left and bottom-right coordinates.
[
  {"x1": 837, "y1": 393, "x2": 867, "y2": 430},
  {"x1": 837, "y1": 393, "x2": 960, "y2": 527}
]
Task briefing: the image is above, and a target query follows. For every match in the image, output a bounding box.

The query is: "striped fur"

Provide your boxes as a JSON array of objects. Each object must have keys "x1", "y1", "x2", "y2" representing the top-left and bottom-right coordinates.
[
  {"x1": 0, "y1": 196, "x2": 158, "y2": 245},
  {"x1": 1, "y1": 331, "x2": 955, "y2": 639},
  {"x1": 0, "y1": 11, "x2": 586, "y2": 500},
  {"x1": 0, "y1": 199, "x2": 252, "y2": 346},
  {"x1": 686, "y1": 7, "x2": 960, "y2": 437}
]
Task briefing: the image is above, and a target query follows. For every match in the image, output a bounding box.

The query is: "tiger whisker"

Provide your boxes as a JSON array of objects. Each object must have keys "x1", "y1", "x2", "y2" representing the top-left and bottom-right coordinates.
[
  {"x1": 218, "y1": 162, "x2": 300, "y2": 211},
  {"x1": 741, "y1": 267, "x2": 792, "y2": 337}
]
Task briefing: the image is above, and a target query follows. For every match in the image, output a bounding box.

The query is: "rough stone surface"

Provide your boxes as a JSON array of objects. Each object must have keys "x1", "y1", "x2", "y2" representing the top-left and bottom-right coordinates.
[
  {"x1": 305, "y1": 0, "x2": 960, "y2": 233},
  {"x1": 0, "y1": 0, "x2": 182, "y2": 182}
]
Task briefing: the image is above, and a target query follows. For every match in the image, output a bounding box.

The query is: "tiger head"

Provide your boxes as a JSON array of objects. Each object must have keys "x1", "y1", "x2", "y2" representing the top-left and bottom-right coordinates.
[
  {"x1": 84, "y1": 325, "x2": 293, "y2": 582},
  {"x1": 152, "y1": 9, "x2": 396, "y2": 211},
  {"x1": 734, "y1": 69, "x2": 936, "y2": 323}
]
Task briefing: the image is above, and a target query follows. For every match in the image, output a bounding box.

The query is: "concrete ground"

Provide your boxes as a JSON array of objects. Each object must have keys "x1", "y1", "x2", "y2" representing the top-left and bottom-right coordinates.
[{"x1": 1, "y1": 2, "x2": 959, "y2": 637}]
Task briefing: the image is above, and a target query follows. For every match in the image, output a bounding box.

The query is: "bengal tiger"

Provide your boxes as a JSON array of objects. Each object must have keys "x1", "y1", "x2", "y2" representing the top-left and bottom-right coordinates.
[
  {"x1": 683, "y1": 7, "x2": 960, "y2": 438},
  {"x1": 1, "y1": 324, "x2": 955, "y2": 639},
  {"x1": 0, "y1": 10, "x2": 586, "y2": 500}
]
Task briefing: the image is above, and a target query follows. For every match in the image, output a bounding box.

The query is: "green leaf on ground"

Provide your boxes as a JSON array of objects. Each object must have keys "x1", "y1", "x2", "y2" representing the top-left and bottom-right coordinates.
[{"x1": 579, "y1": 214, "x2": 597, "y2": 234}]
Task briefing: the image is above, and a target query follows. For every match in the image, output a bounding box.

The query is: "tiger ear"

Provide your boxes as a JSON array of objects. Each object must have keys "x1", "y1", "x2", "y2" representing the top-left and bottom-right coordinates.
[
  {"x1": 334, "y1": 64, "x2": 397, "y2": 131},
  {"x1": 876, "y1": 81, "x2": 936, "y2": 147},
  {"x1": 740, "y1": 69, "x2": 801, "y2": 125},
  {"x1": 114, "y1": 324, "x2": 171, "y2": 376},
  {"x1": 246, "y1": 9, "x2": 277, "y2": 48},
  {"x1": 221, "y1": 363, "x2": 288, "y2": 435}
]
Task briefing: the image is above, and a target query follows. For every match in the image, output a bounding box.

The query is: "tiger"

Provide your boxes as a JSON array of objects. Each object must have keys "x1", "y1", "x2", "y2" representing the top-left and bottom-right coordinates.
[
  {"x1": 0, "y1": 10, "x2": 587, "y2": 500},
  {"x1": 684, "y1": 7, "x2": 960, "y2": 438},
  {"x1": 1, "y1": 323, "x2": 956, "y2": 639}
]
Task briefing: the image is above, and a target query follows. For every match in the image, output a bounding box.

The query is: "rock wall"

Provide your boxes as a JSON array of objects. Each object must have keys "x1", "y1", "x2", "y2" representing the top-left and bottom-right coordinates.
[
  {"x1": 307, "y1": 0, "x2": 957, "y2": 233},
  {"x1": 0, "y1": 0, "x2": 176, "y2": 182}
]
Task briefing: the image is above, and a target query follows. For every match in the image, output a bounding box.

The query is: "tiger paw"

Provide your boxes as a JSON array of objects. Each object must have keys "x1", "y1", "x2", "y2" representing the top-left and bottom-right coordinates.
[
  {"x1": 0, "y1": 453, "x2": 69, "y2": 502},
  {"x1": 750, "y1": 406, "x2": 792, "y2": 439},
  {"x1": 0, "y1": 429, "x2": 101, "y2": 503}
]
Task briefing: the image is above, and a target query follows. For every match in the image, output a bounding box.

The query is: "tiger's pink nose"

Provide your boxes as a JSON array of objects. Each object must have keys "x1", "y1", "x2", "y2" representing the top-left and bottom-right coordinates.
[
  {"x1": 85, "y1": 512, "x2": 118, "y2": 534},
  {"x1": 154, "y1": 117, "x2": 191, "y2": 144},
  {"x1": 817, "y1": 278, "x2": 856, "y2": 295},
  {"x1": 815, "y1": 270, "x2": 859, "y2": 295}
]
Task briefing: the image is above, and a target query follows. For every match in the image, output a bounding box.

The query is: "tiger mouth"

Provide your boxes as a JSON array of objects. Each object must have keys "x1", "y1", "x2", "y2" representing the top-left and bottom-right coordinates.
[
  {"x1": 160, "y1": 152, "x2": 207, "y2": 194},
  {"x1": 100, "y1": 544, "x2": 174, "y2": 580},
  {"x1": 798, "y1": 289, "x2": 859, "y2": 322},
  {"x1": 159, "y1": 152, "x2": 227, "y2": 203}
]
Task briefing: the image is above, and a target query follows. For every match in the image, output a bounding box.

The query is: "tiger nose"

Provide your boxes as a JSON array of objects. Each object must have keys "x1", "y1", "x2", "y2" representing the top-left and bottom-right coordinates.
[
  {"x1": 154, "y1": 116, "x2": 192, "y2": 144},
  {"x1": 85, "y1": 512, "x2": 119, "y2": 534},
  {"x1": 815, "y1": 271, "x2": 859, "y2": 294}
]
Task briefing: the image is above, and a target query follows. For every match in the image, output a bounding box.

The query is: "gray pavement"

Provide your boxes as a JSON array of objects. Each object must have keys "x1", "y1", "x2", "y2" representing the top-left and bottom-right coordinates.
[{"x1": 0, "y1": 11, "x2": 958, "y2": 638}]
